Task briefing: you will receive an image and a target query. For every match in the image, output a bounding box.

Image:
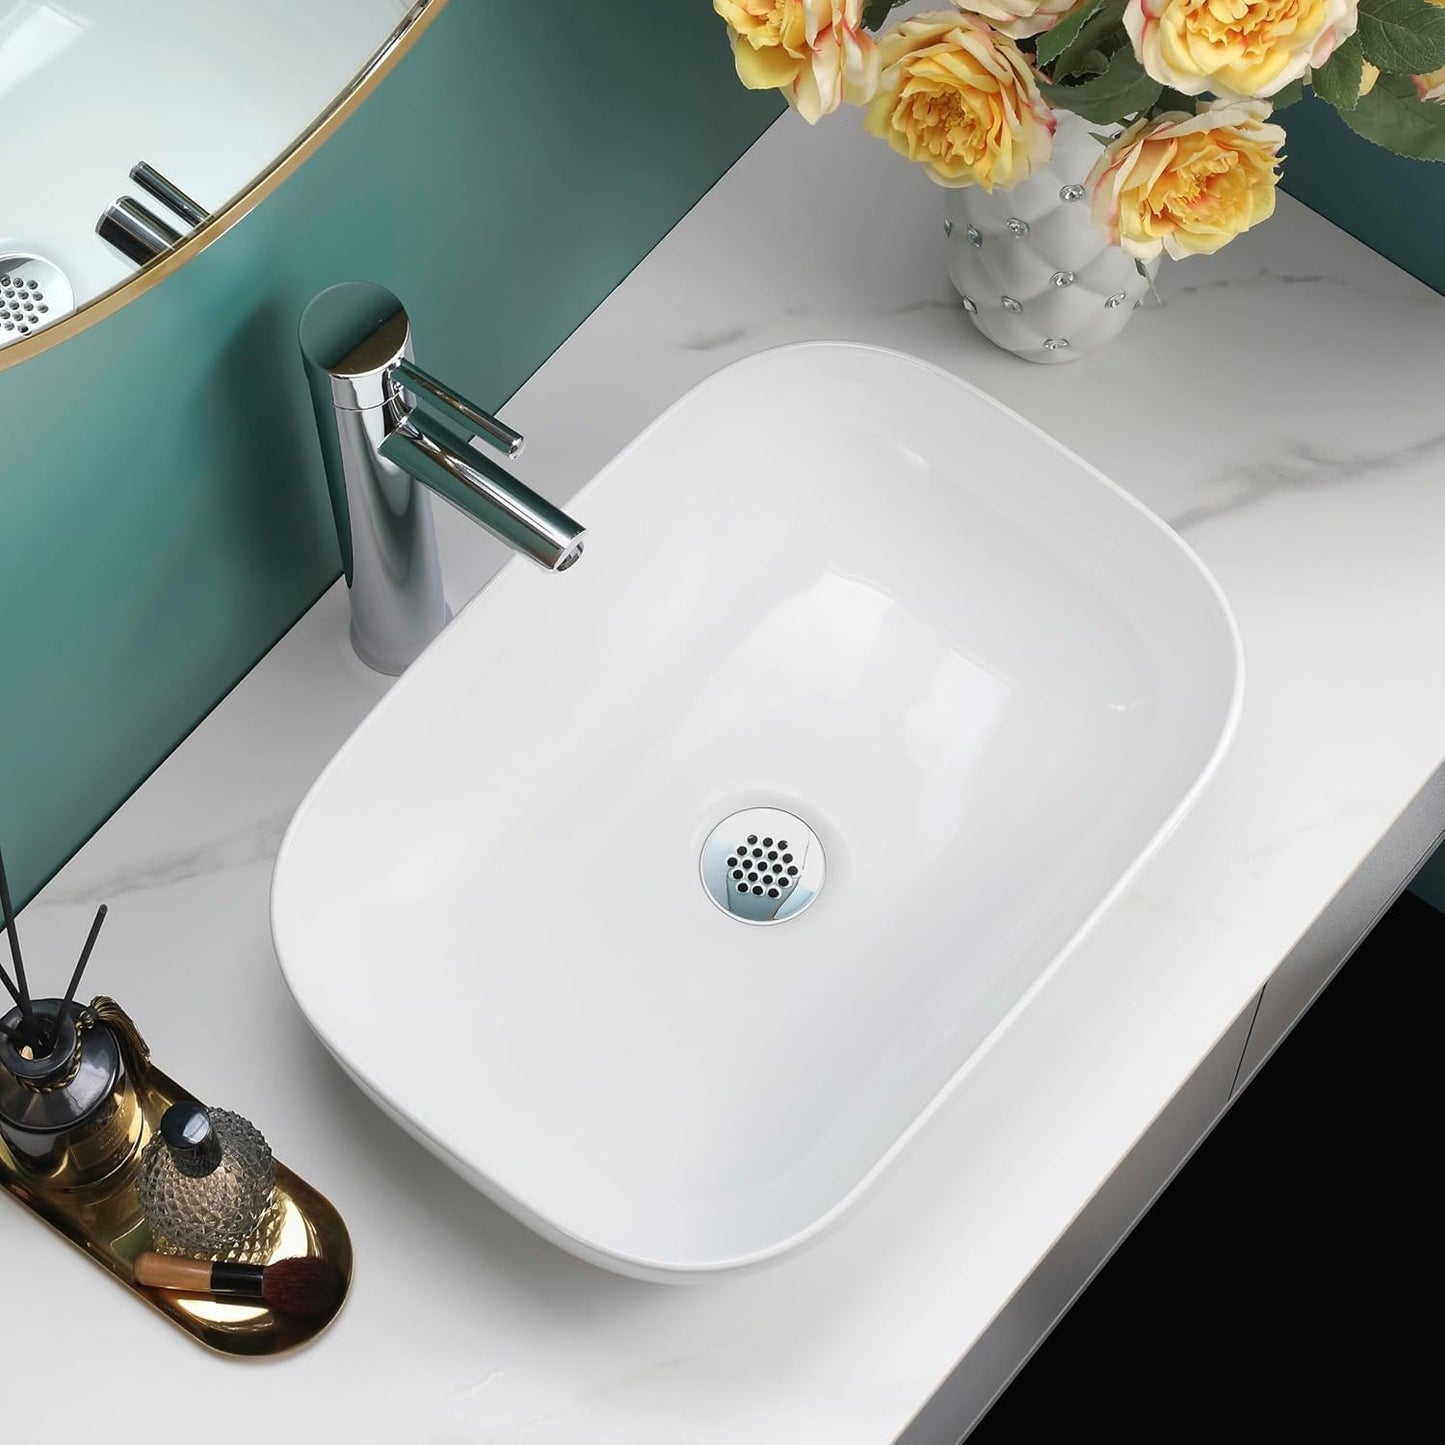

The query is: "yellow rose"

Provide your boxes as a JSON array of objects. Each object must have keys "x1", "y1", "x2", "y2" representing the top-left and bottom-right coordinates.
[
  {"x1": 948, "y1": 0, "x2": 1092, "y2": 40},
  {"x1": 863, "y1": 12, "x2": 1055, "y2": 190},
  {"x1": 714, "y1": 0, "x2": 880, "y2": 124},
  {"x1": 1412, "y1": 0, "x2": 1445, "y2": 98},
  {"x1": 1124, "y1": 0, "x2": 1358, "y2": 99},
  {"x1": 1359, "y1": 60, "x2": 1379, "y2": 97},
  {"x1": 1414, "y1": 67, "x2": 1445, "y2": 101},
  {"x1": 1087, "y1": 100, "x2": 1286, "y2": 260}
]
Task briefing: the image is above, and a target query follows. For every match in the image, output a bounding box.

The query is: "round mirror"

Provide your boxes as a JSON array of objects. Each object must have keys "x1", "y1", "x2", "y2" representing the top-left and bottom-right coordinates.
[{"x1": 0, "y1": 0, "x2": 444, "y2": 364}]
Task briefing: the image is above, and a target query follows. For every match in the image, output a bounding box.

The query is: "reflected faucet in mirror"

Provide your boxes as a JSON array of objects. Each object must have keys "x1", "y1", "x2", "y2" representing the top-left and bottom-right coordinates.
[
  {"x1": 97, "y1": 162, "x2": 209, "y2": 268},
  {"x1": 299, "y1": 282, "x2": 585, "y2": 676},
  {"x1": 0, "y1": 2, "x2": 446, "y2": 365}
]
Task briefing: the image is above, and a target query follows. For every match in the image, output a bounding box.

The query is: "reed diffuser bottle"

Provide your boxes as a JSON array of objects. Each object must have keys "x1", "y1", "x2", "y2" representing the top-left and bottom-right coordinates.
[
  {"x1": 0, "y1": 846, "x2": 136, "y2": 1189},
  {"x1": 0, "y1": 997, "x2": 145, "y2": 1189}
]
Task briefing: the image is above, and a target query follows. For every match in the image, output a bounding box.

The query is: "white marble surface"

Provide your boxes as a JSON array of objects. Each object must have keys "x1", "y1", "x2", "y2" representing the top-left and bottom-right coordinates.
[{"x1": 9, "y1": 110, "x2": 1445, "y2": 1442}]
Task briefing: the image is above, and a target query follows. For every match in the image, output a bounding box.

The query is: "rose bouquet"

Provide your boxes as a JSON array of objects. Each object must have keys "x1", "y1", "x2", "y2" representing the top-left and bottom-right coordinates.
[{"x1": 714, "y1": 0, "x2": 1445, "y2": 263}]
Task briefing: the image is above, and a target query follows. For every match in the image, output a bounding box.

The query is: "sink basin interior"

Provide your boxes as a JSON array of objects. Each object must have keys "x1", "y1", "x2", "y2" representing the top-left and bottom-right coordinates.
[{"x1": 273, "y1": 342, "x2": 1242, "y2": 1278}]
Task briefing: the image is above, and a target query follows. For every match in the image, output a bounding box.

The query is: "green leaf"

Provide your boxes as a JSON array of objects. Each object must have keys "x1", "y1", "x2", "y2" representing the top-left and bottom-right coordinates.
[
  {"x1": 1156, "y1": 87, "x2": 1199, "y2": 113},
  {"x1": 1312, "y1": 34, "x2": 1364, "y2": 110},
  {"x1": 862, "y1": 0, "x2": 907, "y2": 30},
  {"x1": 1041, "y1": 43, "x2": 1162, "y2": 123},
  {"x1": 1269, "y1": 77, "x2": 1307, "y2": 110},
  {"x1": 1050, "y1": 0, "x2": 1129, "y2": 82},
  {"x1": 1338, "y1": 71, "x2": 1445, "y2": 158},
  {"x1": 1356, "y1": 0, "x2": 1445, "y2": 75},
  {"x1": 1036, "y1": 0, "x2": 1102, "y2": 69}
]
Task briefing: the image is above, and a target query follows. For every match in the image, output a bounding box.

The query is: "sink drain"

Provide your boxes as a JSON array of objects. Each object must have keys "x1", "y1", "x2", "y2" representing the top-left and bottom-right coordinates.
[
  {"x1": 0, "y1": 254, "x2": 74, "y2": 346},
  {"x1": 700, "y1": 807, "x2": 824, "y2": 925}
]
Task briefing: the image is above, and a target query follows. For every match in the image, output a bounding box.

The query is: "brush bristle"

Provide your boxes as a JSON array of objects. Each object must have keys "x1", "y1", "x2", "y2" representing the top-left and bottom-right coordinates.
[{"x1": 259, "y1": 1256, "x2": 344, "y2": 1318}]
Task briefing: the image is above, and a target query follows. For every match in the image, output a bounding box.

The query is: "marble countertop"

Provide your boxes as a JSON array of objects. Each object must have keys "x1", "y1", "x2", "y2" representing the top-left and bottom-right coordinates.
[{"x1": 11, "y1": 111, "x2": 1445, "y2": 1442}]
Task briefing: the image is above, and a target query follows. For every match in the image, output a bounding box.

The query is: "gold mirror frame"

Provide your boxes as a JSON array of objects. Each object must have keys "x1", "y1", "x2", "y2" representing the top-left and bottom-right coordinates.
[{"x1": 0, "y1": 0, "x2": 448, "y2": 374}]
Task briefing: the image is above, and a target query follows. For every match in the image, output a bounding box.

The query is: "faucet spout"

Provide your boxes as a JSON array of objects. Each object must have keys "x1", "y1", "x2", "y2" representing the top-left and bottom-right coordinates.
[
  {"x1": 298, "y1": 281, "x2": 585, "y2": 675},
  {"x1": 380, "y1": 372, "x2": 584, "y2": 574}
]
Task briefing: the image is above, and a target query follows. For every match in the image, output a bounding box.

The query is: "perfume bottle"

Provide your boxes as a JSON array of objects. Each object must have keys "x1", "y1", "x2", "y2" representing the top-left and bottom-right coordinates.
[
  {"x1": 0, "y1": 997, "x2": 145, "y2": 1190},
  {"x1": 136, "y1": 1099, "x2": 275, "y2": 1255}
]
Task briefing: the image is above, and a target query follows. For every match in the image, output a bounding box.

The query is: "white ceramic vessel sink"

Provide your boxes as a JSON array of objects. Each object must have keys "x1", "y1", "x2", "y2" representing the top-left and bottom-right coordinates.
[{"x1": 273, "y1": 343, "x2": 1242, "y2": 1280}]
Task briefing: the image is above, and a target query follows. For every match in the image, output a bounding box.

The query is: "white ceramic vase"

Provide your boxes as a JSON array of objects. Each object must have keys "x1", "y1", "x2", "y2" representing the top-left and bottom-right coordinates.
[{"x1": 943, "y1": 111, "x2": 1154, "y2": 364}]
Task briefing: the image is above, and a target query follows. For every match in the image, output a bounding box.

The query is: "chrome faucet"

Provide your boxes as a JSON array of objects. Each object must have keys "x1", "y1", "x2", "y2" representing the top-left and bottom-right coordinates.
[{"x1": 298, "y1": 281, "x2": 584, "y2": 675}]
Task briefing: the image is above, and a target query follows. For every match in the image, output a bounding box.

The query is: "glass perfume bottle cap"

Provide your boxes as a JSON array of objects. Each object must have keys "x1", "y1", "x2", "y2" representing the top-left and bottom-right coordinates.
[{"x1": 159, "y1": 1100, "x2": 223, "y2": 1177}]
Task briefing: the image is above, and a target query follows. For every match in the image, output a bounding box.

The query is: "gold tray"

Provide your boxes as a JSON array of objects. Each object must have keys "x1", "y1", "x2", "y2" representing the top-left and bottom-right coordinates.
[{"x1": 0, "y1": 1007, "x2": 351, "y2": 1358}]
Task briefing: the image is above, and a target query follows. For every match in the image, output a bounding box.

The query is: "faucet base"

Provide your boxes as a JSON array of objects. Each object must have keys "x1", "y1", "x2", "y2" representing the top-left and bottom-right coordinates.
[{"x1": 349, "y1": 604, "x2": 453, "y2": 677}]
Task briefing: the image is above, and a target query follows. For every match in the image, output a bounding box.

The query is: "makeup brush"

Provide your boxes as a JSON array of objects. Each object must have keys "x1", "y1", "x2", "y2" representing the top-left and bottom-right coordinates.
[{"x1": 133, "y1": 1252, "x2": 345, "y2": 1318}]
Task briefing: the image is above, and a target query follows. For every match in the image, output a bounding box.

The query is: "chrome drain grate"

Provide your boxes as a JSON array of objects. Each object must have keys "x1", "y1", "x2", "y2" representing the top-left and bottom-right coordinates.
[
  {"x1": 700, "y1": 807, "x2": 825, "y2": 925},
  {"x1": 0, "y1": 254, "x2": 74, "y2": 346}
]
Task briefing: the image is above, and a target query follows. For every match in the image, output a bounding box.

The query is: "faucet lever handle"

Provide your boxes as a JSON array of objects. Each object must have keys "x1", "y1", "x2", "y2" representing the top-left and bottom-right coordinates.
[{"x1": 391, "y1": 357, "x2": 525, "y2": 460}]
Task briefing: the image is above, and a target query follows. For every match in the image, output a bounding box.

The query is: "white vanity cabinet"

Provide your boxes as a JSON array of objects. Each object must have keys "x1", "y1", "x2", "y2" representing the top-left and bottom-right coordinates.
[
  {"x1": 906, "y1": 760, "x2": 1445, "y2": 1443},
  {"x1": 902, "y1": 991, "x2": 1262, "y2": 1444},
  {"x1": 1236, "y1": 771, "x2": 1445, "y2": 1091}
]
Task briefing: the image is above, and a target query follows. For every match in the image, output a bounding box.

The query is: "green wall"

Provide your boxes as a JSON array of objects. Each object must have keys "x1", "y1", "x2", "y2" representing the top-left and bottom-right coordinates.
[
  {"x1": 1282, "y1": 94, "x2": 1445, "y2": 296},
  {"x1": 0, "y1": 3, "x2": 779, "y2": 906}
]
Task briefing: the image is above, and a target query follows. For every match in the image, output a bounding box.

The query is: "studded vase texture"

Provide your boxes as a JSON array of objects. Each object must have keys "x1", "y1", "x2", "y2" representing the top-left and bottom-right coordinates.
[{"x1": 944, "y1": 112, "x2": 1154, "y2": 364}]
